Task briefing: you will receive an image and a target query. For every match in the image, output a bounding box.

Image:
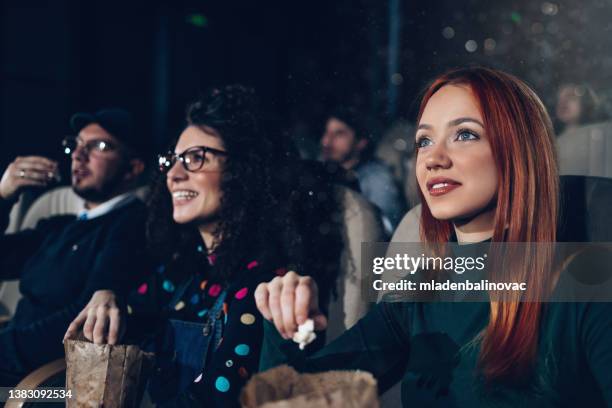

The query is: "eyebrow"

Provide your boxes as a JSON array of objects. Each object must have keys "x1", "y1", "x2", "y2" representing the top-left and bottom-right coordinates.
[{"x1": 417, "y1": 117, "x2": 484, "y2": 131}]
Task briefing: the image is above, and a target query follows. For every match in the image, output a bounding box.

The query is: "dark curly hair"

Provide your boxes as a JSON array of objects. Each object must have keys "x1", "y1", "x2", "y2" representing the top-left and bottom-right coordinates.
[{"x1": 146, "y1": 85, "x2": 344, "y2": 306}]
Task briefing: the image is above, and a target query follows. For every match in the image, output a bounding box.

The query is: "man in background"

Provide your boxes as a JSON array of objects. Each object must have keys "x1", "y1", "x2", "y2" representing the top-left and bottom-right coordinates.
[
  {"x1": 321, "y1": 107, "x2": 406, "y2": 235},
  {"x1": 0, "y1": 108, "x2": 150, "y2": 385}
]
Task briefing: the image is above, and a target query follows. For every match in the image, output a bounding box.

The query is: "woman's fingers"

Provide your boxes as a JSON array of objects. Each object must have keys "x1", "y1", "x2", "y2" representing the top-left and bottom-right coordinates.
[
  {"x1": 268, "y1": 278, "x2": 287, "y2": 338},
  {"x1": 255, "y1": 272, "x2": 323, "y2": 340},
  {"x1": 64, "y1": 310, "x2": 87, "y2": 341},
  {"x1": 82, "y1": 307, "x2": 98, "y2": 342},
  {"x1": 107, "y1": 307, "x2": 122, "y2": 345},
  {"x1": 312, "y1": 312, "x2": 328, "y2": 331},
  {"x1": 255, "y1": 283, "x2": 272, "y2": 320},
  {"x1": 280, "y1": 278, "x2": 298, "y2": 336}
]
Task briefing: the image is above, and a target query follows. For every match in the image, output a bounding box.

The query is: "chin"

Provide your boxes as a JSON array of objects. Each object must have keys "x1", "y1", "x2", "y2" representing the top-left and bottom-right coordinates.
[
  {"x1": 172, "y1": 211, "x2": 196, "y2": 225},
  {"x1": 427, "y1": 202, "x2": 474, "y2": 221}
]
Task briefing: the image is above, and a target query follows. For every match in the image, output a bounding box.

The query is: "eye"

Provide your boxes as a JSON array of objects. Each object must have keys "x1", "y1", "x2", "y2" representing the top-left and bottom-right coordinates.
[
  {"x1": 415, "y1": 136, "x2": 433, "y2": 149},
  {"x1": 184, "y1": 152, "x2": 204, "y2": 165},
  {"x1": 455, "y1": 129, "x2": 479, "y2": 142}
]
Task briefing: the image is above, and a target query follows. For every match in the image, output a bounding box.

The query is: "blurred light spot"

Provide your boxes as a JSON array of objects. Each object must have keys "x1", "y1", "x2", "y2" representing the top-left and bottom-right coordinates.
[
  {"x1": 391, "y1": 73, "x2": 404, "y2": 85},
  {"x1": 510, "y1": 12, "x2": 522, "y2": 24},
  {"x1": 465, "y1": 40, "x2": 478, "y2": 52},
  {"x1": 484, "y1": 38, "x2": 496, "y2": 52},
  {"x1": 186, "y1": 14, "x2": 208, "y2": 28},
  {"x1": 393, "y1": 138, "x2": 408, "y2": 151},
  {"x1": 442, "y1": 26, "x2": 455, "y2": 39},
  {"x1": 541, "y1": 2, "x2": 559, "y2": 15}
]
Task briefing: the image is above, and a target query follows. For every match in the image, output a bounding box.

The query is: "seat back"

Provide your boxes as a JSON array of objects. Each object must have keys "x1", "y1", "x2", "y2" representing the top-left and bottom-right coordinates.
[
  {"x1": 325, "y1": 186, "x2": 386, "y2": 343},
  {"x1": 557, "y1": 121, "x2": 612, "y2": 178}
]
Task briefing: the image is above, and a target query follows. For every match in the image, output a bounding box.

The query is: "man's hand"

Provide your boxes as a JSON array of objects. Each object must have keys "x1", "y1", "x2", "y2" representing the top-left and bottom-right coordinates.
[
  {"x1": 0, "y1": 156, "x2": 58, "y2": 201},
  {"x1": 255, "y1": 271, "x2": 327, "y2": 340},
  {"x1": 64, "y1": 290, "x2": 124, "y2": 345}
]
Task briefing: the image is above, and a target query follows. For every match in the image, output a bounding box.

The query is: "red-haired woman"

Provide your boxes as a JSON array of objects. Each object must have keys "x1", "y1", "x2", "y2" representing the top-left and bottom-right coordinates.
[{"x1": 254, "y1": 67, "x2": 612, "y2": 406}]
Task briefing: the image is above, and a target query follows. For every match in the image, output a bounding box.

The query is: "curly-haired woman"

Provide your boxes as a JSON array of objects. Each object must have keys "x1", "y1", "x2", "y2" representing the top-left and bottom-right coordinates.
[{"x1": 65, "y1": 85, "x2": 344, "y2": 406}]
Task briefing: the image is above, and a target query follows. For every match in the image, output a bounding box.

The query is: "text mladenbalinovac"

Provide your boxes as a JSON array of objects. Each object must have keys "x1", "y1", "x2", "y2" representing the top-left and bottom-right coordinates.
[{"x1": 371, "y1": 254, "x2": 527, "y2": 292}]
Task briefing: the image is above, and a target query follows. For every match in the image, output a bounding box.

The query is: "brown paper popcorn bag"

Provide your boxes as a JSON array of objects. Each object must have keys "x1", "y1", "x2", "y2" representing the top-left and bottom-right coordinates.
[
  {"x1": 240, "y1": 365, "x2": 379, "y2": 408},
  {"x1": 64, "y1": 339, "x2": 154, "y2": 408}
]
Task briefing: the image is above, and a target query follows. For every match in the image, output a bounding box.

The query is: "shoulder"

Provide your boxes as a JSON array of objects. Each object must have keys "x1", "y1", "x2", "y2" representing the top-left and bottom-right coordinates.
[
  {"x1": 356, "y1": 159, "x2": 395, "y2": 183},
  {"x1": 97, "y1": 199, "x2": 147, "y2": 234}
]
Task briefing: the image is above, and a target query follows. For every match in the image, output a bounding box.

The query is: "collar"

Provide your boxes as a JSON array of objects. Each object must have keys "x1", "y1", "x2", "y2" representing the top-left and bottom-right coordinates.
[{"x1": 77, "y1": 192, "x2": 137, "y2": 221}]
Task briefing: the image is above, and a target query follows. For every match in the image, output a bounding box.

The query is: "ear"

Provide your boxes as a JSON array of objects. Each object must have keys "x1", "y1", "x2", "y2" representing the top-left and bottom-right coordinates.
[{"x1": 123, "y1": 158, "x2": 146, "y2": 183}]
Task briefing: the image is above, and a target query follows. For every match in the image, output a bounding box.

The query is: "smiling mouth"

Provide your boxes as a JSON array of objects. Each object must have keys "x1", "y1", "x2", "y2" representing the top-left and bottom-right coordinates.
[
  {"x1": 72, "y1": 168, "x2": 90, "y2": 180},
  {"x1": 172, "y1": 190, "x2": 200, "y2": 203},
  {"x1": 427, "y1": 180, "x2": 461, "y2": 197}
]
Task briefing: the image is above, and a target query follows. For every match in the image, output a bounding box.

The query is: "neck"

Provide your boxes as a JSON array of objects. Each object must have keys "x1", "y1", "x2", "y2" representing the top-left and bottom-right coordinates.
[
  {"x1": 341, "y1": 156, "x2": 361, "y2": 171},
  {"x1": 453, "y1": 207, "x2": 496, "y2": 243},
  {"x1": 199, "y1": 221, "x2": 220, "y2": 253},
  {"x1": 83, "y1": 189, "x2": 126, "y2": 210}
]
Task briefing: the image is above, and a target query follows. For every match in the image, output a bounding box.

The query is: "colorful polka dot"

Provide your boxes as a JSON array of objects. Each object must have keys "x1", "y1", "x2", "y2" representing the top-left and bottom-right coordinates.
[
  {"x1": 207, "y1": 254, "x2": 217, "y2": 265},
  {"x1": 235, "y1": 287, "x2": 248, "y2": 300},
  {"x1": 238, "y1": 367, "x2": 249, "y2": 379},
  {"x1": 208, "y1": 284, "x2": 222, "y2": 297},
  {"x1": 234, "y1": 344, "x2": 250, "y2": 356},
  {"x1": 197, "y1": 309, "x2": 209, "y2": 318},
  {"x1": 197, "y1": 245, "x2": 204, "y2": 253},
  {"x1": 225, "y1": 359, "x2": 233, "y2": 367},
  {"x1": 127, "y1": 305, "x2": 133, "y2": 315},
  {"x1": 162, "y1": 280, "x2": 175, "y2": 292},
  {"x1": 137, "y1": 283, "x2": 148, "y2": 295},
  {"x1": 174, "y1": 301, "x2": 185, "y2": 311},
  {"x1": 200, "y1": 280, "x2": 208, "y2": 291},
  {"x1": 215, "y1": 376, "x2": 230, "y2": 392},
  {"x1": 190, "y1": 294, "x2": 200, "y2": 305},
  {"x1": 194, "y1": 373, "x2": 203, "y2": 383},
  {"x1": 240, "y1": 313, "x2": 256, "y2": 325},
  {"x1": 247, "y1": 261, "x2": 259, "y2": 270}
]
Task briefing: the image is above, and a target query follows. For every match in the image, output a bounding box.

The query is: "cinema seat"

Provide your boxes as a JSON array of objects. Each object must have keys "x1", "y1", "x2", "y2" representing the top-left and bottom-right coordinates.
[{"x1": 557, "y1": 121, "x2": 612, "y2": 179}]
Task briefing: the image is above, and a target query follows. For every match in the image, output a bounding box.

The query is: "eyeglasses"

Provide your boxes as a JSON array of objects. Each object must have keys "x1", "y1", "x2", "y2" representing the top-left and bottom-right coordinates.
[
  {"x1": 62, "y1": 136, "x2": 119, "y2": 156},
  {"x1": 158, "y1": 145, "x2": 228, "y2": 173}
]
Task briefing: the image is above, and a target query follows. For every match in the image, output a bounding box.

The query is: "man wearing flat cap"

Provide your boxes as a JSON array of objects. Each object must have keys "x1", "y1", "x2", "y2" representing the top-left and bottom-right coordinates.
[{"x1": 0, "y1": 108, "x2": 151, "y2": 385}]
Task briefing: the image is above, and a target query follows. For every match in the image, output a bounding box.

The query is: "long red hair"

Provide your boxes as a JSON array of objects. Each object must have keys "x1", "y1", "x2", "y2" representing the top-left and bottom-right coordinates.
[{"x1": 416, "y1": 67, "x2": 559, "y2": 383}]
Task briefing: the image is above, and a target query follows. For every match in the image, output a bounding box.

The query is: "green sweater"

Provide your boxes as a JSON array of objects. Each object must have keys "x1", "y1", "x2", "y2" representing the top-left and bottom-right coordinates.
[{"x1": 260, "y1": 298, "x2": 612, "y2": 407}]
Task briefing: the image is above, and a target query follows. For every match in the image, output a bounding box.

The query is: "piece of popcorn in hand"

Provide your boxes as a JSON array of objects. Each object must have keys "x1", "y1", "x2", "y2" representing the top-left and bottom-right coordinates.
[{"x1": 292, "y1": 319, "x2": 317, "y2": 350}]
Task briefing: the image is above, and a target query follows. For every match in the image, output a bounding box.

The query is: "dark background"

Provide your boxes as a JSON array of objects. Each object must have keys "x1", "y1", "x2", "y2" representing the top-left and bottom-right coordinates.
[{"x1": 2, "y1": 0, "x2": 611, "y2": 176}]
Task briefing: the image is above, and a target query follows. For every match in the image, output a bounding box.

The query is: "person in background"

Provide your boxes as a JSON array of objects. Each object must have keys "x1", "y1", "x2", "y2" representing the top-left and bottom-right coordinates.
[
  {"x1": 555, "y1": 82, "x2": 603, "y2": 134},
  {"x1": 0, "y1": 108, "x2": 149, "y2": 385},
  {"x1": 320, "y1": 107, "x2": 406, "y2": 235}
]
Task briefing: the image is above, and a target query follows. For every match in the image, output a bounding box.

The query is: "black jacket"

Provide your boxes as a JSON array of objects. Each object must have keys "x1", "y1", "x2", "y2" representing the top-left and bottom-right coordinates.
[{"x1": 0, "y1": 196, "x2": 150, "y2": 377}]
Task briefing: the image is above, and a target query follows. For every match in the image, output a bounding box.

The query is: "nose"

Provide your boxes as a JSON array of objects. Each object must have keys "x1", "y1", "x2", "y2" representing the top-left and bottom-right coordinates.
[
  {"x1": 424, "y1": 142, "x2": 452, "y2": 171},
  {"x1": 71, "y1": 143, "x2": 88, "y2": 162},
  {"x1": 321, "y1": 133, "x2": 331, "y2": 147},
  {"x1": 167, "y1": 159, "x2": 188, "y2": 183}
]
